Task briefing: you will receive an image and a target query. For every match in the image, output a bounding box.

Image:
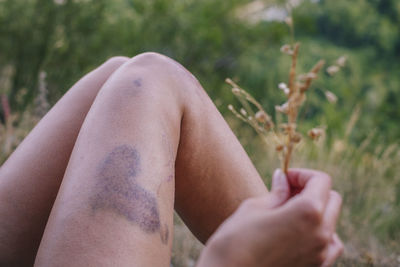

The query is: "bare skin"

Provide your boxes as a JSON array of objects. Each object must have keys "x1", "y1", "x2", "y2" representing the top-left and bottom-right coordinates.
[
  {"x1": 197, "y1": 169, "x2": 343, "y2": 267},
  {"x1": 0, "y1": 56, "x2": 129, "y2": 266},
  {"x1": 0, "y1": 52, "x2": 342, "y2": 266},
  {"x1": 0, "y1": 53, "x2": 266, "y2": 266}
]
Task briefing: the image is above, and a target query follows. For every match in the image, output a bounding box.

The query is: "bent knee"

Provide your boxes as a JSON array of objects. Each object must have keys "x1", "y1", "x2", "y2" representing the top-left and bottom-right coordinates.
[
  {"x1": 95, "y1": 52, "x2": 205, "y2": 116},
  {"x1": 93, "y1": 53, "x2": 189, "y2": 114},
  {"x1": 128, "y1": 52, "x2": 179, "y2": 70},
  {"x1": 108, "y1": 52, "x2": 184, "y2": 95},
  {"x1": 103, "y1": 56, "x2": 130, "y2": 68},
  {"x1": 122, "y1": 52, "x2": 200, "y2": 90}
]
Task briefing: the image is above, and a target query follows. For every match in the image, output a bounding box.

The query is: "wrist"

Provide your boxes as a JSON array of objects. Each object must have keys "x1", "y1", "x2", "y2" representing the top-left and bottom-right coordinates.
[
  {"x1": 197, "y1": 236, "x2": 233, "y2": 267},
  {"x1": 197, "y1": 233, "x2": 251, "y2": 267}
]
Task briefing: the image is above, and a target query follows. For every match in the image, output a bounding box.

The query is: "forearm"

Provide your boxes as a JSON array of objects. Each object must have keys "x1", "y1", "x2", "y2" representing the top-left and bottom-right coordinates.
[
  {"x1": 174, "y1": 75, "x2": 268, "y2": 243},
  {"x1": 196, "y1": 240, "x2": 233, "y2": 267}
]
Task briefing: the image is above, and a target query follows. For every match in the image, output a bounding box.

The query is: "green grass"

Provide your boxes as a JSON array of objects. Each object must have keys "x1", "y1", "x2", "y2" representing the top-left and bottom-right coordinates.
[
  {"x1": 169, "y1": 116, "x2": 400, "y2": 266},
  {"x1": 1, "y1": 111, "x2": 399, "y2": 266},
  {"x1": 228, "y1": 115, "x2": 400, "y2": 266}
]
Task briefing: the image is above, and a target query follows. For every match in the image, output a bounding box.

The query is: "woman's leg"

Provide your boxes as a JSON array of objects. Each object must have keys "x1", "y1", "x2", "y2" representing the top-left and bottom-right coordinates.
[
  {"x1": 34, "y1": 52, "x2": 267, "y2": 266},
  {"x1": 0, "y1": 56, "x2": 129, "y2": 266}
]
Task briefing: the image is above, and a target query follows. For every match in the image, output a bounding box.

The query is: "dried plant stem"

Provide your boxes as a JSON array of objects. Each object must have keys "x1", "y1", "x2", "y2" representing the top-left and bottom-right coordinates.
[
  {"x1": 226, "y1": 30, "x2": 341, "y2": 176},
  {"x1": 300, "y1": 60, "x2": 325, "y2": 93},
  {"x1": 281, "y1": 46, "x2": 325, "y2": 174},
  {"x1": 283, "y1": 140, "x2": 293, "y2": 173},
  {"x1": 288, "y1": 43, "x2": 300, "y2": 97},
  {"x1": 282, "y1": 43, "x2": 300, "y2": 174}
]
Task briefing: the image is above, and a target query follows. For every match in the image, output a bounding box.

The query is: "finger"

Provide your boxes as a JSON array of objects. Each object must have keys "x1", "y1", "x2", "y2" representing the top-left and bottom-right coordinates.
[
  {"x1": 269, "y1": 169, "x2": 290, "y2": 207},
  {"x1": 322, "y1": 233, "x2": 344, "y2": 267},
  {"x1": 258, "y1": 169, "x2": 290, "y2": 209},
  {"x1": 322, "y1": 191, "x2": 342, "y2": 233},
  {"x1": 286, "y1": 168, "x2": 331, "y2": 189},
  {"x1": 287, "y1": 168, "x2": 332, "y2": 212}
]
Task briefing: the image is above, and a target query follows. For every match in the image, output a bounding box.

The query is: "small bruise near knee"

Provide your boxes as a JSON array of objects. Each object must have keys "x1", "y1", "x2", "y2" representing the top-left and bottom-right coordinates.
[
  {"x1": 109, "y1": 73, "x2": 144, "y2": 100},
  {"x1": 119, "y1": 77, "x2": 143, "y2": 98},
  {"x1": 90, "y1": 145, "x2": 168, "y2": 242},
  {"x1": 133, "y1": 78, "x2": 142, "y2": 88}
]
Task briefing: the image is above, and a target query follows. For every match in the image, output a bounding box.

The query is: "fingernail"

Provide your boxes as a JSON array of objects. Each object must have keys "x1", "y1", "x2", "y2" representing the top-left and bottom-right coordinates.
[
  {"x1": 273, "y1": 169, "x2": 286, "y2": 186},
  {"x1": 270, "y1": 169, "x2": 289, "y2": 207}
]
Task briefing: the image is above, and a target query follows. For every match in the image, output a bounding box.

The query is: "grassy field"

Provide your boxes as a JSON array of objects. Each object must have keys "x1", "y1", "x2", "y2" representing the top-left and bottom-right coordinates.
[
  {"x1": 170, "y1": 115, "x2": 400, "y2": 266},
  {"x1": 1, "y1": 0, "x2": 399, "y2": 265},
  {"x1": 1, "y1": 108, "x2": 399, "y2": 266}
]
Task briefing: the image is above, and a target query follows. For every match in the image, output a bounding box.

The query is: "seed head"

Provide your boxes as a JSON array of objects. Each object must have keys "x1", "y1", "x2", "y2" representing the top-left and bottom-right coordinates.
[
  {"x1": 291, "y1": 132, "x2": 302, "y2": 143},
  {"x1": 264, "y1": 121, "x2": 274, "y2": 131},
  {"x1": 308, "y1": 128, "x2": 324, "y2": 140},
  {"x1": 285, "y1": 17, "x2": 293, "y2": 27},
  {"x1": 232, "y1": 87, "x2": 240, "y2": 94},
  {"x1": 298, "y1": 74, "x2": 307, "y2": 81},
  {"x1": 280, "y1": 123, "x2": 296, "y2": 134},
  {"x1": 298, "y1": 73, "x2": 317, "y2": 81},
  {"x1": 336, "y1": 56, "x2": 347, "y2": 67},
  {"x1": 278, "y1": 83, "x2": 290, "y2": 95},
  {"x1": 279, "y1": 82, "x2": 288, "y2": 90},
  {"x1": 280, "y1": 44, "x2": 293, "y2": 55},
  {"x1": 333, "y1": 140, "x2": 346, "y2": 153},
  {"x1": 327, "y1": 65, "x2": 340, "y2": 76},
  {"x1": 325, "y1": 91, "x2": 338, "y2": 103},
  {"x1": 306, "y1": 73, "x2": 317, "y2": 79},
  {"x1": 275, "y1": 102, "x2": 289, "y2": 114},
  {"x1": 255, "y1": 110, "x2": 268, "y2": 123},
  {"x1": 255, "y1": 110, "x2": 274, "y2": 130}
]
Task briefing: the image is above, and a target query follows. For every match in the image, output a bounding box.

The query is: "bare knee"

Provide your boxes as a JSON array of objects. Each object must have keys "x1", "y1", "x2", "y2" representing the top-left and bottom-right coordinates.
[
  {"x1": 97, "y1": 52, "x2": 202, "y2": 113},
  {"x1": 128, "y1": 52, "x2": 179, "y2": 70},
  {"x1": 110, "y1": 52, "x2": 184, "y2": 94},
  {"x1": 102, "y1": 56, "x2": 130, "y2": 68},
  {"x1": 125, "y1": 52, "x2": 201, "y2": 91}
]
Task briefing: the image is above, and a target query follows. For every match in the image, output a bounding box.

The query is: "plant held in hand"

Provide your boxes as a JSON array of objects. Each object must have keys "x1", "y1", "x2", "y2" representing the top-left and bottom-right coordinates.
[{"x1": 226, "y1": 18, "x2": 345, "y2": 174}]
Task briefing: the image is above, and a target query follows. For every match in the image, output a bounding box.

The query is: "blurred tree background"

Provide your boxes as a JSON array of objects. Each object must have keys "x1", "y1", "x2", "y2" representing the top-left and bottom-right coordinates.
[
  {"x1": 1, "y1": 0, "x2": 399, "y2": 144},
  {"x1": 1, "y1": 0, "x2": 399, "y2": 265}
]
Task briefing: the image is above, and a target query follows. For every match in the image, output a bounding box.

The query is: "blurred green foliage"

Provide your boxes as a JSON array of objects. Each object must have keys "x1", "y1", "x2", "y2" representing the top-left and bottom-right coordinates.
[
  {"x1": 1, "y1": 1, "x2": 399, "y2": 263},
  {"x1": 0, "y1": 0, "x2": 399, "y2": 143}
]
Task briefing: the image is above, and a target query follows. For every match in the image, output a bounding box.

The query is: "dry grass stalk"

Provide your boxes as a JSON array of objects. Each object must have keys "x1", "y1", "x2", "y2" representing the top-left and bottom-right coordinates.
[
  {"x1": 0, "y1": 95, "x2": 14, "y2": 156},
  {"x1": 35, "y1": 71, "x2": 50, "y2": 118},
  {"x1": 0, "y1": 70, "x2": 47, "y2": 161},
  {"x1": 226, "y1": 17, "x2": 346, "y2": 174}
]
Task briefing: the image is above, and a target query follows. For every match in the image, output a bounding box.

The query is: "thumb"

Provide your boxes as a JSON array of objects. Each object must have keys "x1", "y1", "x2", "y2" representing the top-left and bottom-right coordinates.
[{"x1": 264, "y1": 169, "x2": 290, "y2": 209}]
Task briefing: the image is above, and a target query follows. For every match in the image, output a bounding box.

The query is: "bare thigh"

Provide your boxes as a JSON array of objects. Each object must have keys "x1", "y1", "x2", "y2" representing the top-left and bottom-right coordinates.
[
  {"x1": 35, "y1": 53, "x2": 267, "y2": 266},
  {"x1": 0, "y1": 56, "x2": 129, "y2": 266},
  {"x1": 1, "y1": 52, "x2": 267, "y2": 266}
]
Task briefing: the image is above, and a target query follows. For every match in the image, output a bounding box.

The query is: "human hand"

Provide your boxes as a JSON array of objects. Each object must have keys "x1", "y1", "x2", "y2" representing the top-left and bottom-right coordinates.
[{"x1": 197, "y1": 168, "x2": 343, "y2": 267}]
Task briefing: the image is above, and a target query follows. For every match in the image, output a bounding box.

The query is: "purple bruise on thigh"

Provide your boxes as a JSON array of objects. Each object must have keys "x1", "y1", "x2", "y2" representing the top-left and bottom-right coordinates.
[
  {"x1": 133, "y1": 78, "x2": 142, "y2": 87},
  {"x1": 160, "y1": 223, "x2": 169, "y2": 245},
  {"x1": 90, "y1": 145, "x2": 161, "y2": 233}
]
